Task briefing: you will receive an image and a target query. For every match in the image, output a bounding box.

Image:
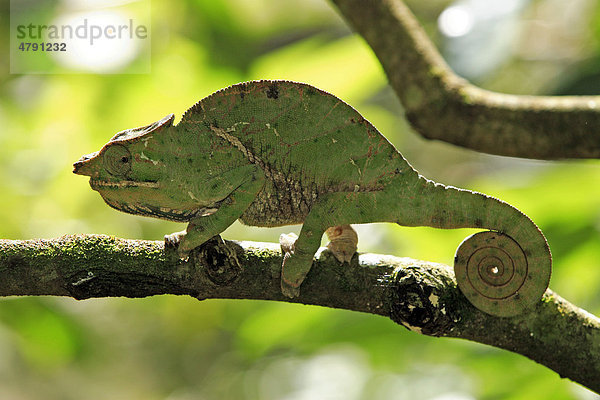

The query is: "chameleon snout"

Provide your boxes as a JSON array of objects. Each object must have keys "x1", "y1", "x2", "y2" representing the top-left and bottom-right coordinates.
[{"x1": 73, "y1": 151, "x2": 99, "y2": 176}]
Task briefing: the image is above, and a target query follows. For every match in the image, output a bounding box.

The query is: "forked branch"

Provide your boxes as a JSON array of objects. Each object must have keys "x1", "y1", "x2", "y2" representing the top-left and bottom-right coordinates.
[{"x1": 331, "y1": 0, "x2": 600, "y2": 159}]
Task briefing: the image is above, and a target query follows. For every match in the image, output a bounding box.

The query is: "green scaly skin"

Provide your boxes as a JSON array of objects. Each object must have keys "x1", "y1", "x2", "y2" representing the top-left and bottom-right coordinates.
[{"x1": 73, "y1": 80, "x2": 551, "y2": 317}]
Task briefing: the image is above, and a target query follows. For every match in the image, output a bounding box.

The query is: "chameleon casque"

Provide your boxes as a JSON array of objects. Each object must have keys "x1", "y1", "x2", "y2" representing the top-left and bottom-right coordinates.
[{"x1": 73, "y1": 80, "x2": 551, "y2": 317}]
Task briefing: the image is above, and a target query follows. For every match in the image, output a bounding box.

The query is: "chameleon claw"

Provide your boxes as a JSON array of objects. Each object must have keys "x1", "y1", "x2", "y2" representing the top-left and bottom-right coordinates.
[
  {"x1": 279, "y1": 233, "x2": 310, "y2": 298},
  {"x1": 281, "y1": 252, "x2": 303, "y2": 298},
  {"x1": 279, "y1": 232, "x2": 297, "y2": 254},
  {"x1": 164, "y1": 230, "x2": 192, "y2": 259},
  {"x1": 164, "y1": 231, "x2": 184, "y2": 248},
  {"x1": 281, "y1": 276, "x2": 301, "y2": 298}
]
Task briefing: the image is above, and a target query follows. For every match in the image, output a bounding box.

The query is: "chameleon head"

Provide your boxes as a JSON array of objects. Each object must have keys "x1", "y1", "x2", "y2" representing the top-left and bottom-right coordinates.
[{"x1": 73, "y1": 114, "x2": 207, "y2": 221}]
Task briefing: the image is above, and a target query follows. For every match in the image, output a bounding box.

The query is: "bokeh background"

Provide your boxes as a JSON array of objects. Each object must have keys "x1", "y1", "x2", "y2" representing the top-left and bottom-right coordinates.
[{"x1": 1, "y1": 0, "x2": 600, "y2": 398}]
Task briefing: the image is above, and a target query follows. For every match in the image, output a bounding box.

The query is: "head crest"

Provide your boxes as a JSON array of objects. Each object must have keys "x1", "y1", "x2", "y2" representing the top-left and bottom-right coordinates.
[{"x1": 110, "y1": 113, "x2": 175, "y2": 143}]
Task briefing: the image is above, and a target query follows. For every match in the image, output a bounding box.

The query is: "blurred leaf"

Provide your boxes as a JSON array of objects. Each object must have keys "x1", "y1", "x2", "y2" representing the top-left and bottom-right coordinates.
[{"x1": 0, "y1": 298, "x2": 85, "y2": 371}]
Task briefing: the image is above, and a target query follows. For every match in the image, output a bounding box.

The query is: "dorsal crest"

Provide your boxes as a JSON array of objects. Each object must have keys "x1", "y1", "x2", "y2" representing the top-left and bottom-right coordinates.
[{"x1": 180, "y1": 80, "x2": 318, "y2": 123}]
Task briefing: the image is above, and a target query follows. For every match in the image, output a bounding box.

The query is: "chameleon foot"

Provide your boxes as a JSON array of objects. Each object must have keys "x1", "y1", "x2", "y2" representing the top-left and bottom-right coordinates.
[
  {"x1": 281, "y1": 252, "x2": 301, "y2": 298},
  {"x1": 164, "y1": 230, "x2": 192, "y2": 258},
  {"x1": 164, "y1": 230, "x2": 186, "y2": 248},
  {"x1": 279, "y1": 233, "x2": 312, "y2": 298},
  {"x1": 454, "y1": 231, "x2": 550, "y2": 317},
  {"x1": 325, "y1": 225, "x2": 358, "y2": 263}
]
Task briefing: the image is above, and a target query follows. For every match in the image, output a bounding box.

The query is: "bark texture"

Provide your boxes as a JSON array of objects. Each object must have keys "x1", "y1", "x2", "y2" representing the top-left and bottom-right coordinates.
[
  {"x1": 331, "y1": 0, "x2": 600, "y2": 159},
  {"x1": 0, "y1": 235, "x2": 598, "y2": 392}
]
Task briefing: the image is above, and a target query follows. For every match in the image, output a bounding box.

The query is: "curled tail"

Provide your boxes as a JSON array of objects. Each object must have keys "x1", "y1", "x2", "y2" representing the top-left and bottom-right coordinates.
[{"x1": 401, "y1": 176, "x2": 552, "y2": 317}]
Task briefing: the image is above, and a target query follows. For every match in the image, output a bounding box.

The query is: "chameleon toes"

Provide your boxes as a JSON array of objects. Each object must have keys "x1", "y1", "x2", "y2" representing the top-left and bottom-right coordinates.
[
  {"x1": 279, "y1": 233, "x2": 316, "y2": 297},
  {"x1": 164, "y1": 230, "x2": 194, "y2": 259},
  {"x1": 281, "y1": 268, "x2": 301, "y2": 298},
  {"x1": 164, "y1": 230, "x2": 186, "y2": 249},
  {"x1": 279, "y1": 233, "x2": 303, "y2": 297},
  {"x1": 279, "y1": 232, "x2": 298, "y2": 256}
]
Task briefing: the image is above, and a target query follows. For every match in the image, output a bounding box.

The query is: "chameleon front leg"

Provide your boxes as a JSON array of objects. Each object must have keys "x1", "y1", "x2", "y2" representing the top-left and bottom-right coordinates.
[{"x1": 165, "y1": 167, "x2": 265, "y2": 257}]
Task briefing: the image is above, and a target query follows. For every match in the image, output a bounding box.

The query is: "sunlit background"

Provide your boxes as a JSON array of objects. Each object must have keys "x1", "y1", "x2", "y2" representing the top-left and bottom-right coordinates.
[
  {"x1": 9, "y1": 0, "x2": 150, "y2": 74},
  {"x1": 1, "y1": 0, "x2": 600, "y2": 398}
]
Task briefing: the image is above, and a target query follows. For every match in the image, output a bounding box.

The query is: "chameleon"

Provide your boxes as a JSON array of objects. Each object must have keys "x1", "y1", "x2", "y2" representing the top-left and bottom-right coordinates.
[{"x1": 73, "y1": 80, "x2": 551, "y2": 317}]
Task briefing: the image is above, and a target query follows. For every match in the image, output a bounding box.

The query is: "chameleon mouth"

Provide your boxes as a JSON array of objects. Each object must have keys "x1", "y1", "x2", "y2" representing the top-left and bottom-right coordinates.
[{"x1": 90, "y1": 179, "x2": 160, "y2": 189}]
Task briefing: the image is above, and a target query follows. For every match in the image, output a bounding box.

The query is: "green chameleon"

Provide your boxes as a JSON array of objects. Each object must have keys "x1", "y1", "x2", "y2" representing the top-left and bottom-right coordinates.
[{"x1": 73, "y1": 80, "x2": 551, "y2": 317}]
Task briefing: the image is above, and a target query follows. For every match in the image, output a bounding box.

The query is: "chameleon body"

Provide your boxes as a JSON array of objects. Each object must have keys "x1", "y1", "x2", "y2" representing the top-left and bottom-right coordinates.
[{"x1": 73, "y1": 80, "x2": 551, "y2": 317}]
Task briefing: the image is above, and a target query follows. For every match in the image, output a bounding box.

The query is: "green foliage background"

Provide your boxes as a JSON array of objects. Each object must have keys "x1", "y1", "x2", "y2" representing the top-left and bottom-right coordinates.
[{"x1": 1, "y1": 0, "x2": 599, "y2": 399}]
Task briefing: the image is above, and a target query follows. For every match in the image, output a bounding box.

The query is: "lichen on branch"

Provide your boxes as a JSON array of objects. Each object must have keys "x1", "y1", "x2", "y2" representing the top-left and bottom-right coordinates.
[{"x1": 0, "y1": 235, "x2": 598, "y2": 392}]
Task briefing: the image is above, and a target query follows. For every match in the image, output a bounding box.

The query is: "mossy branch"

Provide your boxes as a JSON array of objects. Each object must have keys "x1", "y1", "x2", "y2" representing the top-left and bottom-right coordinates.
[
  {"x1": 331, "y1": 0, "x2": 600, "y2": 159},
  {"x1": 0, "y1": 234, "x2": 598, "y2": 392}
]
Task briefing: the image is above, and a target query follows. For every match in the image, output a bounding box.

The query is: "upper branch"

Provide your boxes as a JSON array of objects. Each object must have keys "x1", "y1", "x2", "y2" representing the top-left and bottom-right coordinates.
[
  {"x1": 331, "y1": 0, "x2": 600, "y2": 159},
  {"x1": 0, "y1": 234, "x2": 598, "y2": 392}
]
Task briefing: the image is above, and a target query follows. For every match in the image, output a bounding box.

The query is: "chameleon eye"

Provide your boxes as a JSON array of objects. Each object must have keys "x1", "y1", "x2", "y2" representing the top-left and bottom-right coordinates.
[{"x1": 103, "y1": 144, "x2": 132, "y2": 176}]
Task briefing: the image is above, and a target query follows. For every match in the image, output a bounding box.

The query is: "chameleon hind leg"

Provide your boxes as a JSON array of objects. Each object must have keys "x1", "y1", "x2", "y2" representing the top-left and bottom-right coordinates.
[
  {"x1": 280, "y1": 191, "x2": 387, "y2": 297},
  {"x1": 279, "y1": 220, "x2": 326, "y2": 297},
  {"x1": 279, "y1": 224, "x2": 358, "y2": 296}
]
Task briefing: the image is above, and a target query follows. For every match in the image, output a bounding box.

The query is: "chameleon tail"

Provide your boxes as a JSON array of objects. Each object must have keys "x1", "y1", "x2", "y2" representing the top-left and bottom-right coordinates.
[{"x1": 403, "y1": 177, "x2": 552, "y2": 317}]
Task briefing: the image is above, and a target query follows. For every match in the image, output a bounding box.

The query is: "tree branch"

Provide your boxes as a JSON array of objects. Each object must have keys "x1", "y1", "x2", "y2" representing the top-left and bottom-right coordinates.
[
  {"x1": 331, "y1": 0, "x2": 600, "y2": 159},
  {"x1": 0, "y1": 235, "x2": 598, "y2": 392}
]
